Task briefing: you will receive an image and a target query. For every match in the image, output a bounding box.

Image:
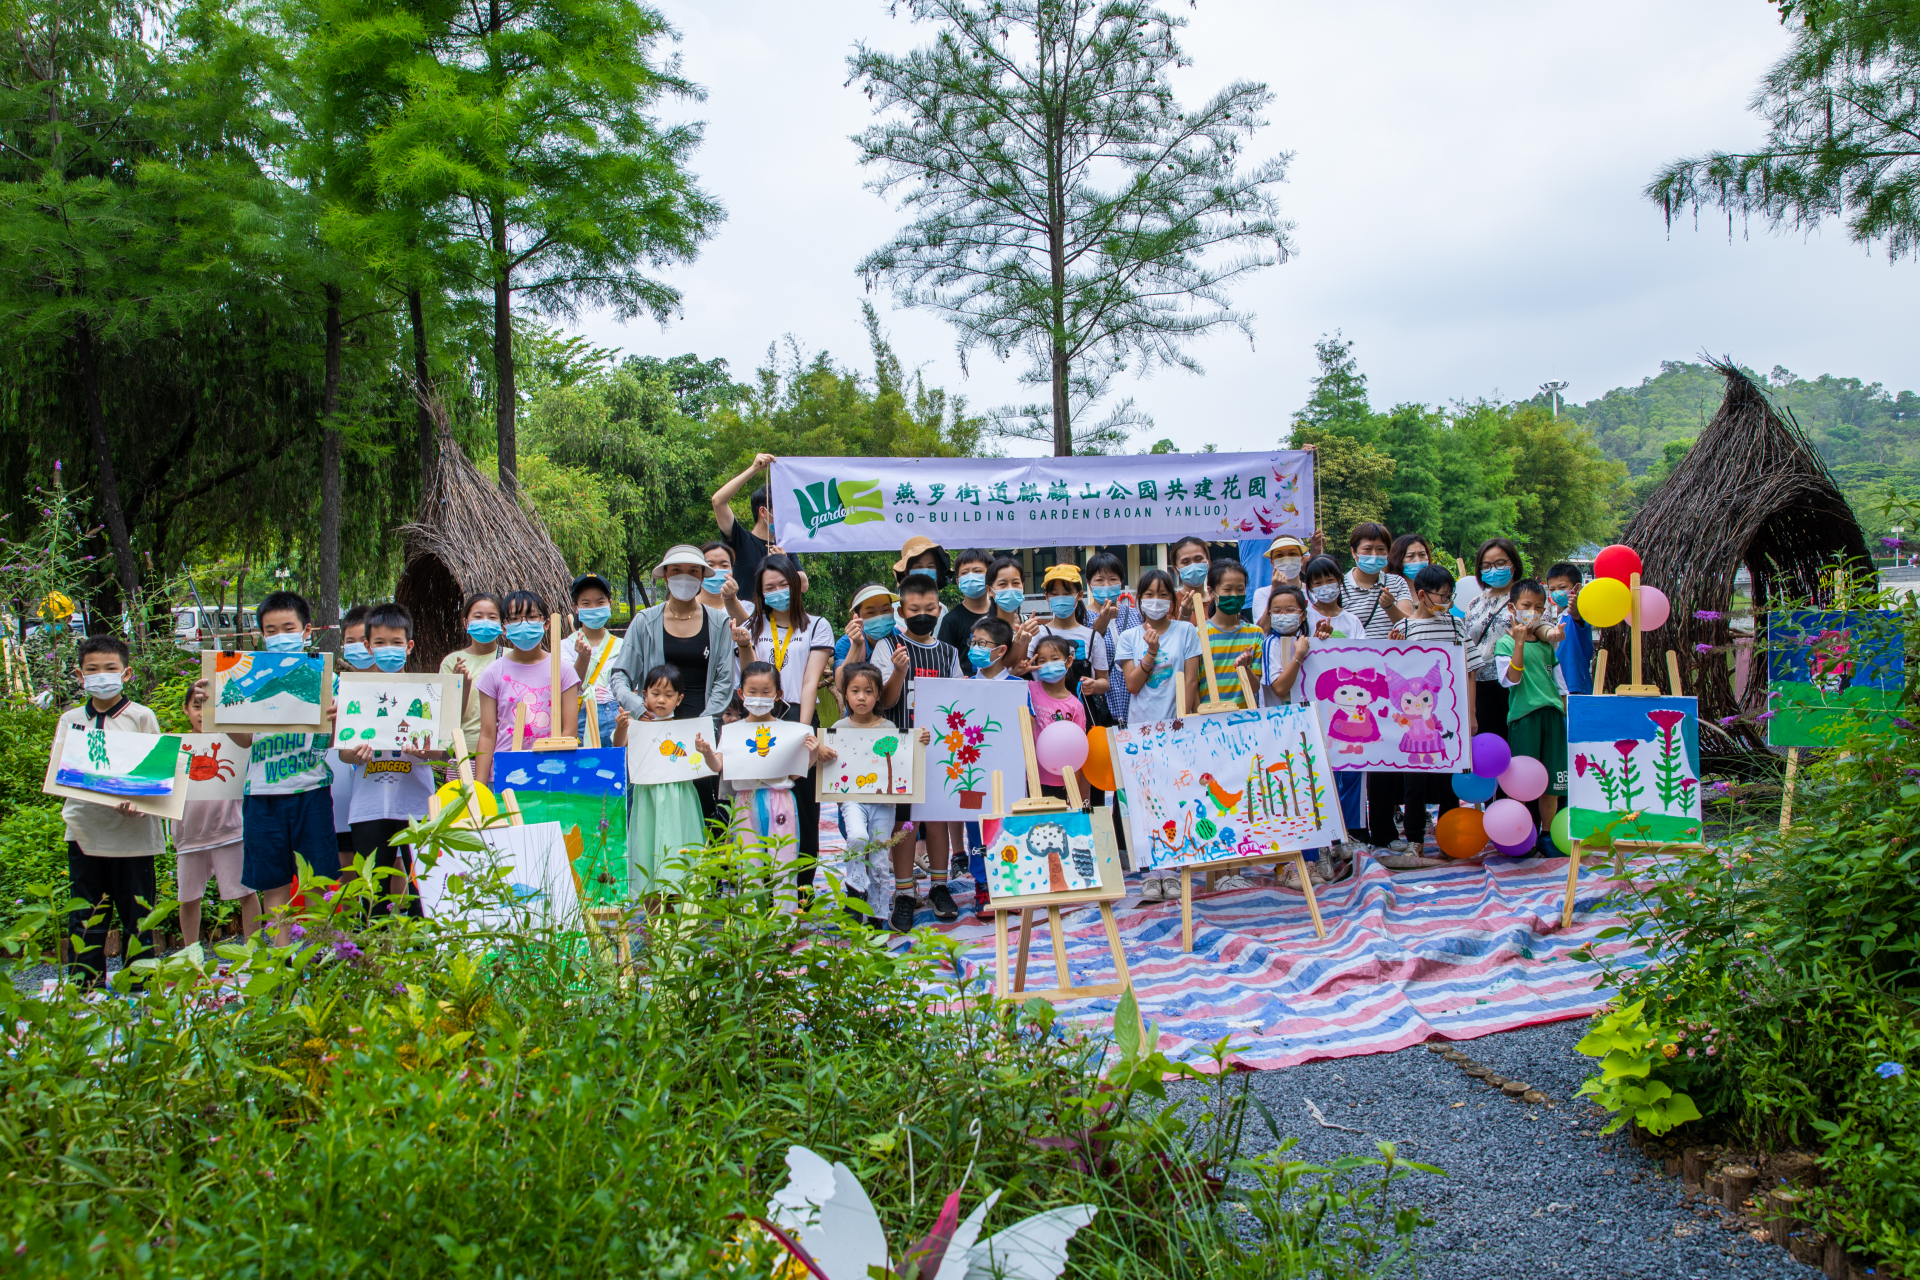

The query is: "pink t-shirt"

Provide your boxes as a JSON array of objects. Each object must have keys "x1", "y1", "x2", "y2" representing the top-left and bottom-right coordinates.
[
  {"x1": 175, "y1": 798, "x2": 241, "y2": 854},
  {"x1": 474, "y1": 654, "x2": 583, "y2": 752},
  {"x1": 1026, "y1": 680, "x2": 1087, "y2": 786}
]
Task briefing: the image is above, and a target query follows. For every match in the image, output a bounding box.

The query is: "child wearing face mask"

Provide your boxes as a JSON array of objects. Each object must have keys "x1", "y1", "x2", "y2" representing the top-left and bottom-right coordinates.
[
  {"x1": 1026, "y1": 635, "x2": 1089, "y2": 800},
  {"x1": 939, "y1": 548, "x2": 996, "y2": 668},
  {"x1": 1082, "y1": 552, "x2": 1140, "y2": 726},
  {"x1": 712, "y1": 661, "x2": 832, "y2": 912},
  {"x1": 439, "y1": 592, "x2": 503, "y2": 752},
  {"x1": 1546, "y1": 561, "x2": 1594, "y2": 696},
  {"x1": 841, "y1": 582, "x2": 908, "y2": 727},
  {"x1": 341, "y1": 602, "x2": 445, "y2": 916},
  {"x1": 627, "y1": 664, "x2": 709, "y2": 900},
  {"x1": 1302, "y1": 557, "x2": 1366, "y2": 640},
  {"x1": 1036, "y1": 564, "x2": 1112, "y2": 703},
  {"x1": 889, "y1": 575, "x2": 965, "y2": 922},
  {"x1": 474, "y1": 590, "x2": 583, "y2": 787},
  {"x1": 833, "y1": 660, "x2": 936, "y2": 931},
  {"x1": 1116, "y1": 569, "x2": 1203, "y2": 728},
  {"x1": 1261, "y1": 586, "x2": 1312, "y2": 707},
  {"x1": 57, "y1": 634, "x2": 166, "y2": 985},
  {"x1": 1199, "y1": 561, "x2": 1263, "y2": 710},
  {"x1": 565, "y1": 574, "x2": 624, "y2": 744},
  {"x1": 1496, "y1": 579, "x2": 1570, "y2": 847}
]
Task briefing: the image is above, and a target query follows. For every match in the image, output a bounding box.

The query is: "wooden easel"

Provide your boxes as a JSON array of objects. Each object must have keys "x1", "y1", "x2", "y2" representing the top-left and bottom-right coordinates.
[
  {"x1": 1190, "y1": 592, "x2": 1242, "y2": 715},
  {"x1": 1164, "y1": 682, "x2": 1327, "y2": 950},
  {"x1": 1010, "y1": 706, "x2": 1078, "y2": 814},
  {"x1": 531, "y1": 614, "x2": 579, "y2": 751},
  {"x1": 1615, "y1": 573, "x2": 1662, "y2": 695}
]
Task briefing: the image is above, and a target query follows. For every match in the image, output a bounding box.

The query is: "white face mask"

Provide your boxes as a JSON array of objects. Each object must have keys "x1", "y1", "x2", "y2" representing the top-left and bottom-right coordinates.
[
  {"x1": 742, "y1": 695, "x2": 776, "y2": 716},
  {"x1": 1271, "y1": 613, "x2": 1302, "y2": 634},
  {"x1": 665, "y1": 574, "x2": 703, "y2": 602},
  {"x1": 1273, "y1": 556, "x2": 1302, "y2": 580},
  {"x1": 1139, "y1": 597, "x2": 1171, "y2": 620},
  {"x1": 83, "y1": 672, "x2": 124, "y2": 699},
  {"x1": 1311, "y1": 584, "x2": 1342, "y2": 605}
]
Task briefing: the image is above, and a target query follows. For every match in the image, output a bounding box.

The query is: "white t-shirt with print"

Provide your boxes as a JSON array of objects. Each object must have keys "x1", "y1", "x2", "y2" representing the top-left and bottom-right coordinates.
[
  {"x1": 347, "y1": 752, "x2": 437, "y2": 824},
  {"x1": 1034, "y1": 621, "x2": 1110, "y2": 672},
  {"x1": 1113, "y1": 620, "x2": 1200, "y2": 724},
  {"x1": 742, "y1": 608, "x2": 835, "y2": 703},
  {"x1": 246, "y1": 731, "x2": 334, "y2": 797}
]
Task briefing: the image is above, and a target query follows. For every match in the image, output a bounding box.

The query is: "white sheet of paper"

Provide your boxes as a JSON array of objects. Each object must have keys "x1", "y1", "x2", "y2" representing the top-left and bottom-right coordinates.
[
  {"x1": 820, "y1": 724, "x2": 917, "y2": 799},
  {"x1": 179, "y1": 734, "x2": 247, "y2": 800},
  {"x1": 334, "y1": 674, "x2": 453, "y2": 752},
  {"x1": 719, "y1": 719, "x2": 810, "y2": 782},
  {"x1": 415, "y1": 820, "x2": 579, "y2": 926},
  {"x1": 1298, "y1": 639, "x2": 1472, "y2": 772},
  {"x1": 627, "y1": 717, "x2": 717, "y2": 784}
]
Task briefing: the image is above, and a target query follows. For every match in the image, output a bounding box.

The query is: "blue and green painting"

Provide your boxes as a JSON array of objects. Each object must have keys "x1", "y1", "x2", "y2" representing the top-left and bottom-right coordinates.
[
  {"x1": 495, "y1": 748, "x2": 629, "y2": 898},
  {"x1": 1567, "y1": 695, "x2": 1702, "y2": 844},
  {"x1": 213, "y1": 652, "x2": 325, "y2": 723},
  {"x1": 1766, "y1": 611, "x2": 1903, "y2": 748},
  {"x1": 57, "y1": 727, "x2": 183, "y2": 797}
]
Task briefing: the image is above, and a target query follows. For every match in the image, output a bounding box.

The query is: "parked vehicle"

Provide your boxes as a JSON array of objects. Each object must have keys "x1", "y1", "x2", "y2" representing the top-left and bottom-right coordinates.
[{"x1": 173, "y1": 606, "x2": 256, "y2": 650}]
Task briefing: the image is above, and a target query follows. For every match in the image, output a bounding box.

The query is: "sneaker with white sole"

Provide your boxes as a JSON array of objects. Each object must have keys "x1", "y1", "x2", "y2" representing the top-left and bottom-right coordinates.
[
  {"x1": 1385, "y1": 838, "x2": 1411, "y2": 853},
  {"x1": 1375, "y1": 851, "x2": 1433, "y2": 870},
  {"x1": 1212, "y1": 873, "x2": 1255, "y2": 891}
]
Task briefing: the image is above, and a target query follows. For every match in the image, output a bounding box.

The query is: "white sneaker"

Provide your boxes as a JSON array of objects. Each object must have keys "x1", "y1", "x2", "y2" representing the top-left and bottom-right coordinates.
[
  {"x1": 1308, "y1": 858, "x2": 1333, "y2": 883},
  {"x1": 1278, "y1": 863, "x2": 1303, "y2": 889},
  {"x1": 1375, "y1": 850, "x2": 1432, "y2": 870},
  {"x1": 1213, "y1": 874, "x2": 1255, "y2": 891},
  {"x1": 1386, "y1": 839, "x2": 1411, "y2": 853},
  {"x1": 1139, "y1": 878, "x2": 1165, "y2": 902}
]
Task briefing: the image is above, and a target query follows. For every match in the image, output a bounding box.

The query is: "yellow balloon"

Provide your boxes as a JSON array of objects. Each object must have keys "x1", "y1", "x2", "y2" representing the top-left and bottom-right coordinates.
[
  {"x1": 434, "y1": 779, "x2": 498, "y2": 818},
  {"x1": 1579, "y1": 577, "x2": 1631, "y2": 628}
]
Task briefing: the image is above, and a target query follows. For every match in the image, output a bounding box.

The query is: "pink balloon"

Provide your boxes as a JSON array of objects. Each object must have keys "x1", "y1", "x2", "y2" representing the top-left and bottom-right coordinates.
[
  {"x1": 1636, "y1": 586, "x2": 1670, "y2": 630},
  {"x1": 1498, "y1": 755, "x2": 1549, "y2": 803},
  {"x1": 1034, "y1": 719, "x2": 1090, "y2": 773},
  {"x1": 1483, "y1": 798, "x2": 1533, "y2": 846}
]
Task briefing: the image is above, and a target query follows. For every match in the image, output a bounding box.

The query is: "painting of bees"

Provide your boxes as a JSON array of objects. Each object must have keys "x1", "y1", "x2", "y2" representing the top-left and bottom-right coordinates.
[{"x1": 624, "y1": 717, "x2": 718, "y2": 784}]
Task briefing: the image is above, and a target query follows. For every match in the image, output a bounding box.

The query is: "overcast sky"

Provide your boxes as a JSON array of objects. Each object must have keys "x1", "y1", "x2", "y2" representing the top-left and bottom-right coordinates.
[{"x1": 565, "y1": 0, "x2": 1918, "y2": 455}]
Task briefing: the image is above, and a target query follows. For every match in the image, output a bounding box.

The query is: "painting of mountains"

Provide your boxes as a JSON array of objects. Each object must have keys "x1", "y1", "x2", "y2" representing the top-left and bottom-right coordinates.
[
  {"x1": 56, "y1": 727, "x2": 183, "y2": 798},
  {"x1": 206, "y1": 651, "x2": 328, "y2": 729}
]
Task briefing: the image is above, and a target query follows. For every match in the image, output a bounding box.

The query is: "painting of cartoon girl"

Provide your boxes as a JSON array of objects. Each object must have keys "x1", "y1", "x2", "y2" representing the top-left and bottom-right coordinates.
[
  {"x1": 1386, "y1": 659, "x2": 1448, "y2": 765},
  {"x1": 1315, "y1": 666, "x2": 1388, "y2": 754}
]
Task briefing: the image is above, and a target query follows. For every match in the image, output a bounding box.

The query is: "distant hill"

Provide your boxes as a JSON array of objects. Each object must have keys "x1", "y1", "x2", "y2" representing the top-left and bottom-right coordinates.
[{"x1": 1557, "y1": 361, "x2": 1920, "y2": 523}]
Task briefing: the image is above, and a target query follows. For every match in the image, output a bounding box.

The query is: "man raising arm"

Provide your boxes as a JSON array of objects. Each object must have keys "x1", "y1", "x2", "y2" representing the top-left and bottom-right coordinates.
[{"x1": 711, "y1": 452, "x2": 805, "y2": 593}]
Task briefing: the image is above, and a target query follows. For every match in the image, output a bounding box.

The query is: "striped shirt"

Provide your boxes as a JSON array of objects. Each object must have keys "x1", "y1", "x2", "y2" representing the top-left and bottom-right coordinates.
[
  {"x1": 1397, "y1": 613, "x2": 1465, "y2": 645},
  {"x1": 1201, "y1": 621, "x2": 1263, "y2": 708},
  {"x1": 1339, "y1": 570, "x2": 1410, "y2": 639}
]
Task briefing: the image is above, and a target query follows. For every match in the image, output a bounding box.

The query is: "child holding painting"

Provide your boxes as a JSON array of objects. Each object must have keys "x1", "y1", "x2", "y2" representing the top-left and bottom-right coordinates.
[
  {"x1": 474, "y1": 590, "x2": 582, "y2": 787},
  {"x1": 627, "y1": 663, "x2": 709, "y2": 899},
  {"x1": 178, "y1": 682, "x2": 261, "y2": 946},
  {"x1": 890, "y1": 573, "x2": 965, "y2": 924},
  {"x1": 340, "y1": 603, "x2": 445, "y2": 916},
  {"x1": 1027, "y1": 634, "x2": 1092, "y2": 805},
  {"x1": 1497, "y1": 579, "x2": 1569, "y2": 848},
  {"x1": 58, "y1": 635, "x2": 166, "y2": 985},
  {"x1": 832, "y1": 661, "x2": 932, "y2": 931},
  {"x1": 438, "y1": 592, "x2": 502, "y2": 753},
  {"x1": 706, "y1": 661, "x2": 833, "y2": 912}
]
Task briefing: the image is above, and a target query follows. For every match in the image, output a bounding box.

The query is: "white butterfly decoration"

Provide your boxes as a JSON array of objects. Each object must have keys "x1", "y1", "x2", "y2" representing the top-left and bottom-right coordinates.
[{"x1": 756, "y1": 1145, "x2": 1096, "y2": 1280}]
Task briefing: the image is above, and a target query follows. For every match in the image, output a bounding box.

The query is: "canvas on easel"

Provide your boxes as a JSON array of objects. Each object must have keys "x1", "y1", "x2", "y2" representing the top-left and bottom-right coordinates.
[
  {"x1": 201, "y1": 649, "x2": 332, "y2": 732},
  {"x1": 816, "y1": 724, "x2": 925, "y2": 803},
  {"x1": 1566, "y1": 694, "x2": 1704, "y2": 849}
]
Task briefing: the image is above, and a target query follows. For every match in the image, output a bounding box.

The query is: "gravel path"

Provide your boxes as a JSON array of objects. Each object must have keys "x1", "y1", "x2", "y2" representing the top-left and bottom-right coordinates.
[{"x1": 1169, "y1": 1017, "x2": 1822, "y2": 1280}]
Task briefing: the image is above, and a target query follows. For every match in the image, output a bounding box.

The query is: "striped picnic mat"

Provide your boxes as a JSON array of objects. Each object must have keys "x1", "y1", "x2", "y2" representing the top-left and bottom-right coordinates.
[{"x1": 857, "y1": 835, "x2": 1645, "y2": 1071}]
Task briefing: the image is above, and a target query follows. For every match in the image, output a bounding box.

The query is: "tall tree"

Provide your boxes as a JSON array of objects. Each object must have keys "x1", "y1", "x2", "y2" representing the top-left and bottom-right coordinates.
[
  {"x1": 376, "y1": 0, "x2": 722, "y2": 493},
  {"x1": 1648, "y1": 0, "x2": 1920, "y2": 258},
  {"x1": 849, "y1": 0, "x2": 1292, "y2": 456}
]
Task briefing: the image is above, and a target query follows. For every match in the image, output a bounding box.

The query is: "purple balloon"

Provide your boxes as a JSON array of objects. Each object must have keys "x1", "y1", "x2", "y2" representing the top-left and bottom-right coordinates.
[
  {"x1": 1491, "y1": 822, "x2": 1539, "y2": 857},
  {"x1": 1471, "y1": 733, "x2": 1512, "y2": 779}
]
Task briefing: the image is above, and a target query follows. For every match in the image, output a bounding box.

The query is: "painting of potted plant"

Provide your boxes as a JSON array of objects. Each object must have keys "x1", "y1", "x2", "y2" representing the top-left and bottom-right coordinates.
[{"x1": 937, "y1": 700, "x2": 999, "y2": 809}]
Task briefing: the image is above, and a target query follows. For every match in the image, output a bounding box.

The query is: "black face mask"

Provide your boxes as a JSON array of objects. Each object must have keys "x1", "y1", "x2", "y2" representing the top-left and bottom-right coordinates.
[{"x1": 903, "y1": 613, "x2": 938, "y2": 636}]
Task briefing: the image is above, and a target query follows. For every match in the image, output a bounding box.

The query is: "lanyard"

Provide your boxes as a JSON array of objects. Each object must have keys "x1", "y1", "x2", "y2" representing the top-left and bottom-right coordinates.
[
  {"x1": 769, "y1": 621, "x2": 792, "y2": 674},
  {"x1": 584, "y1": 636, "x2": 615, "y2": 689}
]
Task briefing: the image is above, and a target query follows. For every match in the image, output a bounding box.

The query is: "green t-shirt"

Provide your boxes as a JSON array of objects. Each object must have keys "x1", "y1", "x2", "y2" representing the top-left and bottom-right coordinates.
[{"x1": 1494, "y1": 634, "x2": 1561, "y2": 720}]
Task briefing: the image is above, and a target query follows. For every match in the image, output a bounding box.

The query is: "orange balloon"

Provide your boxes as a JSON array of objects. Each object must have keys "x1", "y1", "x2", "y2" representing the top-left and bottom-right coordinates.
[
  {"x1": 1081, "y1": 725, "x2": 1117, "y2": 792},
  {"x1": 1435, "y1": 807, "x2": 1488, "y2": 859}
]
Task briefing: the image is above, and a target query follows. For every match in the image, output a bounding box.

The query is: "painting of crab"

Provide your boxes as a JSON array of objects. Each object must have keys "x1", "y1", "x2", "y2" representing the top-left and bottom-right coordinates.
[{"x1": 187, "y1": 740, "x2": 236, "y2": 782}]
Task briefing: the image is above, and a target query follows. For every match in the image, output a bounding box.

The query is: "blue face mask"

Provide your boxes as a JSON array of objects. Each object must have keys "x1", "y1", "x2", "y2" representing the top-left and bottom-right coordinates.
[
  {"x1": 1178, "y1": 563, "x2": 1208, "y2": 587},
  {"x1": 862, "y1": 614, "x2": 895, "y2": 640},
  {"x1": 1047, "y1": 595, "x2": 1077, "y2": 619},
  {"x1": 1090, "y1": 584, "x2": 1121, "y2": 604},
  {"x1": 577, "y1": 605, "x2": 611, "y2": 630},
  {"x1": 764, "y1": 589, "x2": 791, "y2": 612},
  {"x1": 1481, "y1": 566, "x2": 1513, "y2": 588},
  {"x1": 703, "y1": 573, "x2": 729, "y2": 595},
  {"x1": 1356, "y1": 554, "x2": 1389, "y2": 575},
  {"x1": 968, "y1": 644, "x2": 997, "y2": 669},
  {"x1": 341, "y1": 642, "x2": 374, "y2": 670},
  {"x1": 505, "y1": 620, "x2": 546, "y2": 651},
  {"x1": 994, "y1": 587, "x2": 1024, "y2": 613},
  {"x1": 958, "y1": 573, "x2": 987, "y2": 599},
  {"x1": 466, "y1": 619, "x2": 502, "y2": 644},
  {"x1": 262, "y1": 630, "x2": 306, "y2": 654},
  {"x1": 372, "y1": 645, "x2": 408, "y2": 673},
  {"x1": 1549, "y1": 588, "x2": 1570, "y2": 608},
  {"x1": 903, "y1": 568, "x2": 936, "y2": 585},
  {"x1": 1036, "y1": 660, "x2": 1068, "y2": 684}
]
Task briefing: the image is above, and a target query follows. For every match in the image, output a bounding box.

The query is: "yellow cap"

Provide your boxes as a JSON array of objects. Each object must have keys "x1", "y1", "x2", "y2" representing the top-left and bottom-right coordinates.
[{"x1": 1042, "y1": 563, "x2": 1083, "y2": 587}]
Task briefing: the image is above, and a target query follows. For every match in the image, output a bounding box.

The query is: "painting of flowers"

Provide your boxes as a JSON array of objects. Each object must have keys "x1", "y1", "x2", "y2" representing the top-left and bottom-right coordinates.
[
  {"x1": 910, "y1": 678, "x2": 1029, "y2": 821},
  {"x1": 1567, "y1": 695, "x2": 1703, "y2": 846}
]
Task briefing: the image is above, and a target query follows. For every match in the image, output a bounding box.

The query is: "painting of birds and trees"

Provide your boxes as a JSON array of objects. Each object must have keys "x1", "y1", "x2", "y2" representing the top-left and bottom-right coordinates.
[{"x1": 1111, "y1": 705, "x2": 1346, "y2": 870}]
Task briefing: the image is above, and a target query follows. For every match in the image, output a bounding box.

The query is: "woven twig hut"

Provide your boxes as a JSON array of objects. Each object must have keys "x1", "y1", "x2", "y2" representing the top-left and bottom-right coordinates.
[
  {"x1": 395, "y1": 412, "x2": 573, "y2": 673},
  {"x1": 1605, "y1": 359, "x2": 1871, "y2": 749}
]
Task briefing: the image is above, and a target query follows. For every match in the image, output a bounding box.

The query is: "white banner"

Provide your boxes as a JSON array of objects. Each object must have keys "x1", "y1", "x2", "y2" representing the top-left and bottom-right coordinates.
[{"x1": 769, "y1": 451, "x2": 1313, "y2": 552}]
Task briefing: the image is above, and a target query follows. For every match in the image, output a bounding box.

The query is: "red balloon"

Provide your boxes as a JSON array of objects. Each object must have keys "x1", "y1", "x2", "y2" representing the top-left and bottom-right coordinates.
[{"x1": 1594, "y1": 544, "x2": 1643, "y2": 584}]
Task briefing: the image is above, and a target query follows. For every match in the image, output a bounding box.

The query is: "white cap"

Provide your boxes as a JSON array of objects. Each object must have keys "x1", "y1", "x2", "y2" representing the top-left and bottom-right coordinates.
[
  {"x1": 849, "y1": 583, "x2": 899, "y2": 612},
  {"x1": 652, "y1": 544, "x2": 708, "y2": 577}
]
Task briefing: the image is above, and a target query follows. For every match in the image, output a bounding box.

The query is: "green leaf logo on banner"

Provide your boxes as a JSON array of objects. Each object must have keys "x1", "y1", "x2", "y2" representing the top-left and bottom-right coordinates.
[{"x1": 794, "y1": 477, "x2": 884, "y2": 536}]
